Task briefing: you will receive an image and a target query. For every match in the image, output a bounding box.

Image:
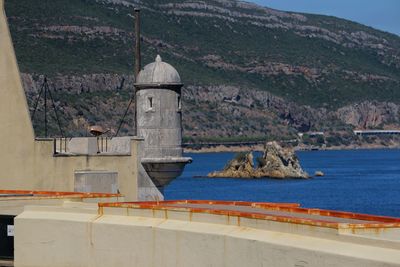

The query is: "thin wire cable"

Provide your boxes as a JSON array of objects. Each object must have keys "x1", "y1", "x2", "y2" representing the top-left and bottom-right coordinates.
[
  {"x1": 47, "y1": 82, "x2": 65, "y2": 137},
  {"x1": 31, "y1": 81, "x2": 45, "y2": 121},
  {"x1": 114, "y1": 94, "x2": 135, "y2": 137},
  {"x1": 31, "y1": 77, "x2": 65, "y2": 137}
]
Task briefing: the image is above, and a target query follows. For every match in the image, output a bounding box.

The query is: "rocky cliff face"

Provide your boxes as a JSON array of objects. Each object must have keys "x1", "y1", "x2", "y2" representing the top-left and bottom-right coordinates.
[
  {"x1": 20, "y1": 73, "x2": 400, "y2": 139},
  {"x1": 336, "y1": 101, "x2": 400, "y2": 129}
]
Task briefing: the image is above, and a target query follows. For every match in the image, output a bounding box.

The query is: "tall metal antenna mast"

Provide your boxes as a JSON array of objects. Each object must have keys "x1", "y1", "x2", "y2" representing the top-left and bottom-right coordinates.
[
  {"x1": 134, "y1": 8, "x2": 141, "y2": 79},
  {"x1": 114, "y1": 8, "x2": 141, "y2": 137},
  {"x1": 134, "y1": 8, "x2": 141, "y2": 136}
]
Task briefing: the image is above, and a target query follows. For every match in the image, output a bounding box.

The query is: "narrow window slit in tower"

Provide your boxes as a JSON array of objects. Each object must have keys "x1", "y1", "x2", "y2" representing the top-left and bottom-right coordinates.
[{"x1": 148, "y1": 97, "x2": 153, "y2": 109}]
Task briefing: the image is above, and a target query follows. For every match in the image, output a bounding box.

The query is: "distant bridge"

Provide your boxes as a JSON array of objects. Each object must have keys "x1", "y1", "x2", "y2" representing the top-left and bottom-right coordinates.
[{"x1": 354, "y1": 130, "x2": 400, "y2": 136}]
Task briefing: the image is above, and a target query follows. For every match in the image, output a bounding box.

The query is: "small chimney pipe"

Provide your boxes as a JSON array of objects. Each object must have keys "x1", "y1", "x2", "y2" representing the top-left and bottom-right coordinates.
[{"x1": 134, "y1": 8, "x2": 141, "y2": 136}]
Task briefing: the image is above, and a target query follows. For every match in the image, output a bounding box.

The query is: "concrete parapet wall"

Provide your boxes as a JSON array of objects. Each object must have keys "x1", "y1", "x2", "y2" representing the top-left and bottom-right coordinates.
[
  {"x1": 14, "y1": 204, "x2": 400, "y2": 267},
  {"x1": 0, "y1": 135, "x2": 139, "y2": 200}
]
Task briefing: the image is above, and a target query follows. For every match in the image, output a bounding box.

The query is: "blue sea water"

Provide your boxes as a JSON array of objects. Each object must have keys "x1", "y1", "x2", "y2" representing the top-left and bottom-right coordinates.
[{"x1": 164, "y1": 149, "x2": 400, "y2": 217}]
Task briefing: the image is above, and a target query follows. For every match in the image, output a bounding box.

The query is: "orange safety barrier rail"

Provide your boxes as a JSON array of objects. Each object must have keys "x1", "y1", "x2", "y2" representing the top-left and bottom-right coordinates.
[{"x1": 99, "y1": 200, "x2": 400, "y2": 229}]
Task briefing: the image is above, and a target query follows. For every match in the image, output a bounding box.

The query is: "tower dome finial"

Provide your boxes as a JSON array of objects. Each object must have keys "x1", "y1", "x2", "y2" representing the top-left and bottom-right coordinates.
[{"x1": 136, "y1": 54, "x2": 181, "y2": 84}]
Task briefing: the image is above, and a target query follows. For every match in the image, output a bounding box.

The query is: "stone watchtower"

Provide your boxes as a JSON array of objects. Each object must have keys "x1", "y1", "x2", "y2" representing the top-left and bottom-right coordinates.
[{"x1": 135, "y1": 55, "x2": 192, "y2": 200}]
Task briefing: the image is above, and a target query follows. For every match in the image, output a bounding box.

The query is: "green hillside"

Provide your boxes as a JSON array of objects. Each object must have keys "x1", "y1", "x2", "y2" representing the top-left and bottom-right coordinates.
[{"x1": 5, "y1": 0, "x2": 400, "y2": 109}]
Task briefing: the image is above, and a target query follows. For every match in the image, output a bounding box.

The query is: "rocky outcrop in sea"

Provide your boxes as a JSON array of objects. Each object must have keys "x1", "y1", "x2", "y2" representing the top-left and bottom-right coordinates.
[{"x1": 208, "y1": 142, "x2": 309, "y2": 179}]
